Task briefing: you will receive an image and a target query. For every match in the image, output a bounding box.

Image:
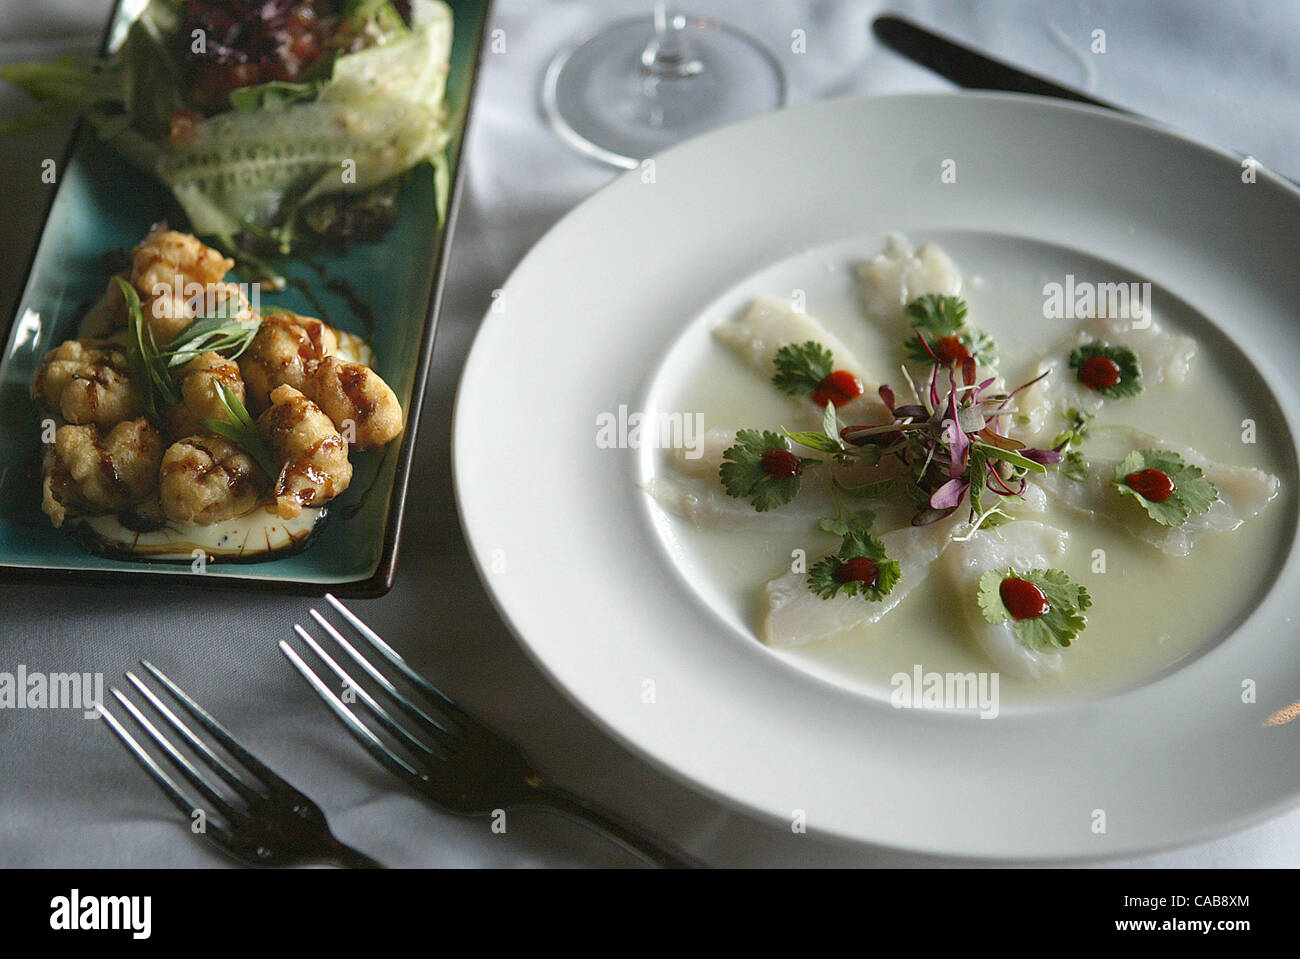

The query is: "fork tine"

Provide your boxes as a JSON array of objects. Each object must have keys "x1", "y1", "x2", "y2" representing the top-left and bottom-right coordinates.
[
  {"x1": 99, "y1": 697, "x2": 222, "y2": 827},
  {"x1": 309, "y1": 608, "x2": 456, "y2": 737},
  {"x1": 110, "y1": 687, "x2": 245, "y2": 825},
  {"x1": 125, "y1": 670, "x2": 265, "y2": 805},
  {"x1": 279, "y1": 639, "x2": 427, "y2": 783},
  {"x1": 293, "y1": 624, "x2": 441, "y2": 758},
  {"x1": 325, "y1": 594, "x2": 462, "y2": 715},
  {"x1": 139, "y1": 659, "x2": 289, "y2": 792}
]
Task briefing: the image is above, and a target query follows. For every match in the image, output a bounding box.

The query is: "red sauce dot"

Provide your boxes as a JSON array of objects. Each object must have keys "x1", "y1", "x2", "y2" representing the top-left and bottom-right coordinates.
[
  {"x1": 833, "y1": 557, "x2": 879, "y2": 589},
  {"x1": 760, "y1": 449, "x2": 802, "y2": 478},
  {"x1": 1124, "y1": 468, "x2": 1176, "y2": 502},
  {"x1": 999, "y1": 577, "x2": 1051, "y2": 620},
  {"x1": 811, "y1": 370, "x2": 864, "y2": 408},
  {"x1": 1078, "y1": 355, "x2": 1121, "y2": 390},
  {"x1": 934, "y1": 336, "x2": 971, "y2": 365}
]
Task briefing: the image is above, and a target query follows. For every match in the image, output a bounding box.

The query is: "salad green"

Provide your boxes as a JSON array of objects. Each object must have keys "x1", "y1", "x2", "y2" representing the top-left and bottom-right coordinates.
[{"x1": 1, "y1": 0, "x2": 454, "y2": 258}]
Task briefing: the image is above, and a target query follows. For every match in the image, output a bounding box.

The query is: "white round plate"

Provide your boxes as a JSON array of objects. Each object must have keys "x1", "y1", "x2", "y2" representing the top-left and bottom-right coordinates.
[{"x1": 453, "y1": 93, "x2": 1300, "y2": 860}]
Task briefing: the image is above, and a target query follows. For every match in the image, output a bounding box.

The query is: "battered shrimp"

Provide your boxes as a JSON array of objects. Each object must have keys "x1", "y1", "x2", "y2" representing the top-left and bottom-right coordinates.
[
  {"x1": 41, "y1": 417, "x2": 164, "y2": 526},
  {"x1": 130, "y1": 225, "x2": 233, "y2": 299},
  {"x1": 129, "y1": 226, "x2": 239, "y2": 342},
  {"x1": 305, "y1": 356, "x2": 403, "y2": 449},
  {"x1": 165, "y1": 351, "x2": 247, "y2": 440},
  {"x1": 257, "y1": 385, "x2": 352, "y2": 519},
  {"x1": 32, "y1": 340, "x2": 143, "y2": 428},
  {"x1": 159, "y1": 436, "x2": 265, "y2": 525},
  {"x1": 239, "y1": 311, "x2": 339, "y2": 411}
]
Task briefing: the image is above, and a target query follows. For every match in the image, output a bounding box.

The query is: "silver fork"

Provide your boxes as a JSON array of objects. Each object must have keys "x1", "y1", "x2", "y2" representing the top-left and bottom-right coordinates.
[
  {"x1": 99, "y1": 660, "x2": 383, "y2": 868},
  {"x1": 282, "y1": 595, "x2": 704, "y2": 868}
]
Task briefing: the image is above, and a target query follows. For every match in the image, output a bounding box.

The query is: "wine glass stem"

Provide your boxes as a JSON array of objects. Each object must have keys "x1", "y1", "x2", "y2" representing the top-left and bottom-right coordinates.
[{"x1": 642, "y1": 2, "x2": 702, "y2": 78}]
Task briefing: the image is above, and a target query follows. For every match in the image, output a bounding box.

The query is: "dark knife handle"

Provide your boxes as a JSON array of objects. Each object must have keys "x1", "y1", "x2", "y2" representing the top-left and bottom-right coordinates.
[
  {"x1": 872, "y1": 14, "x2": 1130, "y2": 113},
  {"x1": 871, "y1": 13, "x2": 1298, "y2": 187}
]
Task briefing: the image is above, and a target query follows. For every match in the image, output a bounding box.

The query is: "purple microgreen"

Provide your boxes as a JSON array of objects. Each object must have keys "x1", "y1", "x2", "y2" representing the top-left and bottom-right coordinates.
[
  {"x1": 930, "y1": 477, "x2": 969, "y2": 510},
  {"x1": 1019, "y1": 447, "x2": 1064, "y2": 465},
  {"x1": 997, "y1": 367, "x2": 1051, "y2": 410}
]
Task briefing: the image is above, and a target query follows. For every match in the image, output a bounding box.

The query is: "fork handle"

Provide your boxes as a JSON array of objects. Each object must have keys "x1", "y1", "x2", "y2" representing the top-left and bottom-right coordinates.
[
  {"x1": 532, "y1": 783, "x2": 704, "y2": 868},
  {"x1": 323, "y1": 838, "x2": 386, "y2": 869}
]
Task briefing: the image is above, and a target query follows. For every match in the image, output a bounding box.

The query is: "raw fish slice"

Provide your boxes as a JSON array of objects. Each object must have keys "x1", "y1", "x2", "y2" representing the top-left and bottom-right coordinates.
[
  {"x1": 665, "y1": 428, "x2": 740, "y2": 479},
  {"x1": 856, "y1": 232, "x2": 963, "y2": 338},
  {"x1": 713, "y1": 297, "x2": 891, "y2": 423},
  {"x1": 1021, "y1": 316, "x2": 1197, "y2": 441},
  {"x1": 1037, "y1": 427, "x2": 1280, "y2": 557},
  {"x1": 761, "y1": 511, "x2": 965, "y2": 647},
  {"x1": 715, "y1": 296, "x2": 863, "y2": 374},
  {"x1": 641, "y1": 475, "x2": 837, "y2": 533},
  {"x1": 943, "y1": 520, "x2": 1069, "y2": 680}
]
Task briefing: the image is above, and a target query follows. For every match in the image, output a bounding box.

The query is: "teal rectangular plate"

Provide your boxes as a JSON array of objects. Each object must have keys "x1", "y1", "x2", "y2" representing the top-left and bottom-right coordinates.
[{"x1": 0, "y1": 0, "x2": 491, "y2": 596}]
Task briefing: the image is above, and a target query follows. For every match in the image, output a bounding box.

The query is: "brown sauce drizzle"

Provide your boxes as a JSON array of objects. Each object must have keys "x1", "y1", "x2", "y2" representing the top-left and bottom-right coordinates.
[{"x1": 338, "y1": 364, "x2": 374, "y2": 422}]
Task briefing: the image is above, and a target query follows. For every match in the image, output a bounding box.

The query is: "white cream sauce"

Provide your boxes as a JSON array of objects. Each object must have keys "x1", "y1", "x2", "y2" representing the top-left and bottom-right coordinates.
[{"x1": 646, "y1": 234, "x2": 1293, "y2": 708}]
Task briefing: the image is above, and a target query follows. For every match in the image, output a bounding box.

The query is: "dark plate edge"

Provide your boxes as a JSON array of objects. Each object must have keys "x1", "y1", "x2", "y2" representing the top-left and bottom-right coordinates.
[{"x1": 0, "y1": 0, "x2": 494, "y2": 598}]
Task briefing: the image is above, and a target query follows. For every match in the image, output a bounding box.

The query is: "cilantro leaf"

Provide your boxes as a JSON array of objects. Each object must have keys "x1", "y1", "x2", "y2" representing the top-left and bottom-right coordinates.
[
  {"x1": 1113, "y1": 449, "x2": 1219, "y2": 525},
  {"x1": 719, "y1": 430, "x2": 812, "y2": 512},
  {"x1": 904, "y1": 294, "x2": 967, "y2": 336},
  {"x1": 807, "y1": 531, "x2": 900, "y2": 602},
  {"x1": 818, "y1": 507, "x2": 875, "y2": 539},
  {"x1": 1068, "y1": 341, "x2": 1142, "y2": 398},
  {"x1": 772, "y1": 342, "x2": 833, "y2": 395},
  {"x1": 977, "y1": 567, "x2": 1091, "y2": 651}
]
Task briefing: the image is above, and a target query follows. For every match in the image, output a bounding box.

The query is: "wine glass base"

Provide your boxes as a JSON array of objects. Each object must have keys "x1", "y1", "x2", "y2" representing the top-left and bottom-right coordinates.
[{"x1": 542, "y1": 15, "x2": 787, "y2": 169}]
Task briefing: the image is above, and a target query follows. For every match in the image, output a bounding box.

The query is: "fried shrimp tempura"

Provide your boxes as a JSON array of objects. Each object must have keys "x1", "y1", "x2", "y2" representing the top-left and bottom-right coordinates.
[
  {"x1": 257, "y1": 385, "x2": 352, "y2": 519},
  {"x1": 32, "y1": 340, "x2": 143, "y2": 428},
  {"x1": 41, "y1": 417, "x2": 164, "y2": 527},
  {"x1": 165, "y1": 351, "x2": 247, "y2": 440},
  {"x1": 239, "y1": 311, "x2": 339, "y2": 411},
  {"x1": 306, "y1": 356, "x2": 403, "y2": 449},
  {"x1": 159, "y1": 436, "x2": 265, "y2": 525}
]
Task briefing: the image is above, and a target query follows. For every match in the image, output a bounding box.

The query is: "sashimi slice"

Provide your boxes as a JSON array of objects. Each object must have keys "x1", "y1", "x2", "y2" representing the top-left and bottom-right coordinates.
[
  {"x1": 856, "y1": 232, "x2": 963, "y2": 337},
  {"x1": 943, "y1": 520, "x2": 1070, "y2": 680},
  {"x1": 1036, "y1": 427, "x2": 1280, "y2": 556},
  {"x1": 1021, "y1": 315, "x2": 1197, "y2": 442},
  {"x1": 641, "y1": 475, "x2": 834, "y2": 533},
  {"x1": 713, "y1": 297, "x2": 890, "y2": 424},
  {"x1": 761, "y1": 511, "x2": 965, "y2": 647}
]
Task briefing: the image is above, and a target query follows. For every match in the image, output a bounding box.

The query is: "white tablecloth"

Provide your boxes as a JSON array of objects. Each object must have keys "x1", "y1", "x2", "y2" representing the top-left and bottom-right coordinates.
[{"x1": 1, "y1": 0, "x2": 1297, "y2": 867}]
